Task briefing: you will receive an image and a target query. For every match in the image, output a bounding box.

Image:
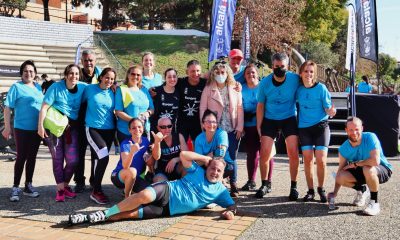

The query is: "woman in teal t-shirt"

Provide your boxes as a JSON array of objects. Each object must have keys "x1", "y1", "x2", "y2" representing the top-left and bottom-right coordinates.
[
  {"x1": 141, "y1": 52, "x2": 163, "y2": 89},
  {"x1": 3, "y1": 60, "x2": 43, "y2": 202}
]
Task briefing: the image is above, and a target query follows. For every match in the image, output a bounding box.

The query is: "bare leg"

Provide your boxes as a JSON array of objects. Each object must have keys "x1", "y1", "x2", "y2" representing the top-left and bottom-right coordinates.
[
  {"x1": 119, "y1": 168, "x2": 137, "y2": 198},
  {"x1": 285, "y1": 135, "x2": 299, "y2": 182},
  {"x1": 259, "y1": 136, "x2": 274, "y2": 180},
  {"x1": 302, "y1": 149, "x2": 314, "y2": 189},
  {"x1": 315, "y1": 150, "x2": 327, "y2": 188},
  {"x1": 363, "y1": 166, "x2": 379, "y2": 192}
]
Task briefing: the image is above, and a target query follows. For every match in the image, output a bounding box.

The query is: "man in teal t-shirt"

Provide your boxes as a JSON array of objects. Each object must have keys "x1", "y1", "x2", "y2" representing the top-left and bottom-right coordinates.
[
  {"x1": 329, "y1": 117, "x2": 392, "y2": 216},
  {"x1": 68, "y1": 151, "x2": 237, "y2": 225}
]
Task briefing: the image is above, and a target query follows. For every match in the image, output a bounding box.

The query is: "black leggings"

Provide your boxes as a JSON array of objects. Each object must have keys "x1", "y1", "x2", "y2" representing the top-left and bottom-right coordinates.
[
  {"x1": 86, "y1": 127, "x2": 115, "y2": 192},
  {"x1": 139, "y1": 182, "x2": 170, "y2": 219},
  {"x1": 13, "y1": 128, "x2": 41, "y2": 186}
]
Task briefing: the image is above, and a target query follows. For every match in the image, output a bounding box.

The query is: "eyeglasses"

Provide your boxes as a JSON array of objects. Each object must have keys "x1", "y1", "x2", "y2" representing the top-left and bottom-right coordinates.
[
  {"x1": 203, "y1": 120, "x2": 217, "y2": 125},
  {"x1": 158, "y1": 124, "x2": 173, "y2": 129}
]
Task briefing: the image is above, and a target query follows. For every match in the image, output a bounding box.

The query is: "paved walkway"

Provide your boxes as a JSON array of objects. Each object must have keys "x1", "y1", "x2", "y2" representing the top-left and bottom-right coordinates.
[{"x1": 0, "y1": 146, "x2": 398, "y2": 239}]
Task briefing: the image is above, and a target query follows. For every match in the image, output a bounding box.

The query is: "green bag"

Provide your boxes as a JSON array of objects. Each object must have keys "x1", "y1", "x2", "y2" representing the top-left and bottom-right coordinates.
[{"x1": 43, "y1": 106, "x2": 69, "y2": 137}]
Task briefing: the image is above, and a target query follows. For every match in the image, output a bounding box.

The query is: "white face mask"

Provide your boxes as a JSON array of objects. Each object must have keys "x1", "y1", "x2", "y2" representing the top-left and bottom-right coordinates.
[{"x1": 215, "y1": 74, "x2": 227, "y2": 83}]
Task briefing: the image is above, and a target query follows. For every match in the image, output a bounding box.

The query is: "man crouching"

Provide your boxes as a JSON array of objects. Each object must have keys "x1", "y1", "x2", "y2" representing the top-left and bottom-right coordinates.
[{"x1": 68, "y1": 151, "x2": 237, "y2": 225}]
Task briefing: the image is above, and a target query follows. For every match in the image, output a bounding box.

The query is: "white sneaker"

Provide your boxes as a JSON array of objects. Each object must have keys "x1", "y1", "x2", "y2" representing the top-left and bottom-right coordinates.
[
  {"x1": 363, "y1": 200, "x2": 380, "y2": 216},
  {"x1": 353, "y1": 188, "x2": 369, "y2": 207},
  {"x1": 10, "y1": 187, "x2": 22, "y2": 202},
  {"x1": 89, "y1": 210, "x2": 107, "y2": 223}
]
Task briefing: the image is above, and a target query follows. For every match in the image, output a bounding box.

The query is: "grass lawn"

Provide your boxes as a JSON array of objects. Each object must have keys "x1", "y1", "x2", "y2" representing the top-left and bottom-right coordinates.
[{"x1": 96, "y1": 33, "x2": 211, "y2": 78}]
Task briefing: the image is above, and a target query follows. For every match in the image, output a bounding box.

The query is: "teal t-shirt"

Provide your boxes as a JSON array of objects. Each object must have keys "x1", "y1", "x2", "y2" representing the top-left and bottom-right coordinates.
[
  {"x1": 233, "y1": 65, "x2": 246, "y2": 84},
  {"x1": 242, "y1": 83, "x2": 258, "y2": 127},
  {"x1": 83, "y1": 84, "x2": 115, "y2": 129},
  {"x1": 296, "y1": 82, "x2": 331, "y2": 128},
  {"x1": 167, "y1": 161, "x2": 235, "y2": 216},
  {"x1": 194, "y1": 128, "x2": 233, "y2": 164},
  {"x1": 43, "y1": 80, "x2": 87, "y2": 120},
  {"x1": 142, "y1": 73, "x2": 163, "y2": 89},
  {"x1": 339, "y1": 132, "x2": 392, "y2": 170},
  {"x1": 5, "y1": 81, "x2": 43, "y2": 130},
  {"x1": 358, "y1": 82, "x2": 372, "y2": 93},
  {"x1": 115, "y1": 86, "x2": 154, "y2": 135},
  {"x1": 257, "y1": 72, "x2": 300, "y2": 120}
]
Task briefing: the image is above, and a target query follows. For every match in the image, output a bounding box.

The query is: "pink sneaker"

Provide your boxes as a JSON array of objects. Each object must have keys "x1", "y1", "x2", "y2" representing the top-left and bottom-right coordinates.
[
  {"x1": 64, "y1": 186, "x2": 77, "y2": 199},
  {"x1": 56, "y1": 190, "x2": 65, "y2": 202}
]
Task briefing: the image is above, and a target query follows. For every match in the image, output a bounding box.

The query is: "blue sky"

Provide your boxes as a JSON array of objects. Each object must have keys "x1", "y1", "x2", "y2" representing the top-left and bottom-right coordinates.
[{"x1": 377, "y1": 0, "x2": 400, "y2": 61}]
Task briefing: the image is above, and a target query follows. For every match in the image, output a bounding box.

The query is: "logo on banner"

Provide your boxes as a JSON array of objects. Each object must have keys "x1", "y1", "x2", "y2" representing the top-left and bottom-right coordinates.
[{"x1": 215, "y1": 0, "x2": 228, "y2": 55}]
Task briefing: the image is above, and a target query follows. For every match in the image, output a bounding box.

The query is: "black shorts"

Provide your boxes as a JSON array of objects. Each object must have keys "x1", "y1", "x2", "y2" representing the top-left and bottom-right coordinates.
[
  {"x1": 110, "y1": 171, "x2": 150, "y2": 193},
  {"x1": 299, "y1": 121, "x2": 330, "y2": 151},
  {"x1": 154, "y1": 167, "x2": 181, "y2": 181},
  {"x1": 261, "y1": 116, "x2": 298, "y2": 139},
  {"x1": 139, "y1": 182, "x2": 171, "y2": 219},
  {"x1": 347, "y1": 165, "x2": 392, "y2": 185}
]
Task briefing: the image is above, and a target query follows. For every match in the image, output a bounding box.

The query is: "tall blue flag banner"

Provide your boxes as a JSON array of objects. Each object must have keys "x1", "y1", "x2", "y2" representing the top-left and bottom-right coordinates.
[
  {"x1": 240, "y1": 13, "x2": 251, "y2": 64},
  {"x1": 356, "y1": 0, "x2": 378, "y2": 63},
  {"x1": 208, "y1": 0, "x2": 237, "y2": 62}
]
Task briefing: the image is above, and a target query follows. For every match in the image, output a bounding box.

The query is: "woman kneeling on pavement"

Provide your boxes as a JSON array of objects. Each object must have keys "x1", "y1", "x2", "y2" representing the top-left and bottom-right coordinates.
[{"x1": 111, "y1": 118, "x2": 159, "y2": 198}]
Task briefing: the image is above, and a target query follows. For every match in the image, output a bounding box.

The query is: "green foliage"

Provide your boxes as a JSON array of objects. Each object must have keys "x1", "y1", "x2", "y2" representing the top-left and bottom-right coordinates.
[
  {"x1": 97, "y1": 33, "x2": 210, "y2": 76},
  {"x1": 301, "y1": 0, "x2": 347, "y2": 45},
  {"x1": 378, "y1": 53, "x2": 397, "y2": 78},
  {"x1": 0, "y1": 0, "x2": 27, "y2": 16},
  {"x1": 300, "y1": 41, "x2": 339, "y2": 67}
]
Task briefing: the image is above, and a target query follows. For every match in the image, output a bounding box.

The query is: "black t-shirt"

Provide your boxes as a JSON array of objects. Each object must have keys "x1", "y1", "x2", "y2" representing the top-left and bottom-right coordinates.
[
  {"x1": 176, "y1": 77, "x2": 206, "y2": 123},
  {"x1": 152, "y1": 85, "x2": 180, "y2": 128},
  {"x1": 157, "y1": 133, "x2": 181, "y2": 170},
  {"x1": 81, "y1": 68, "x2": 94, "y2": 84},
  {"x1": 41, "y1": 80, "x2": 55, "y2": 94}
]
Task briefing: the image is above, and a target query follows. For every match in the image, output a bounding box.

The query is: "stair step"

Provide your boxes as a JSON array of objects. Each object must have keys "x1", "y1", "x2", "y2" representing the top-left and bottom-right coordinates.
[
  {"x1": 0, "y1": 55, "x2": 51, "y2": 62},
  {"x1": 0, "y1": 60, "x2": 53, "y2": 68},
  {"x1": 0, "y1": 49, "x2": 48, "y2": 56},
  {"x1": 0, "y1": 43, "x2": 44, "y2": 51},
  {"x1": 328, "y1": 119, "x2": 347, "y2": 123},
  {"x1": 331, "y1": 130, "x2": 347, "y2": 136}
]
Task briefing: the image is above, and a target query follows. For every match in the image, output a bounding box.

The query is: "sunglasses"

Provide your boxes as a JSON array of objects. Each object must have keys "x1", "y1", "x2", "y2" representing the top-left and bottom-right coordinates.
[
  {"x1": 159, "y1": 124, "x2": 173, "y2": 129},
  {"x1": 203, "y1": 120, "x2": 217, "y2": 125}
]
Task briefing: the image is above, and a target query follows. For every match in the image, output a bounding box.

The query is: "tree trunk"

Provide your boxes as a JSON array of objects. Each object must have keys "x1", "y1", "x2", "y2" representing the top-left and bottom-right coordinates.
[
  {"x1": 201, "y1": 0, "x2": 211, "y2": 31},
  {"x1": 101, "y1": 0, "x2": 110, "y2": 30},
  {"x1": 43, "y1": 0, "x2": 50, "y2": 21}
]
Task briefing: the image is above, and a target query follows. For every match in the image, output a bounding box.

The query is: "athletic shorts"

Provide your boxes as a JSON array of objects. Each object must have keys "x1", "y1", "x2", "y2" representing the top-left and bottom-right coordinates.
[
  {"x1": 299, "y1": 121, "x2": 330, "y2": 151},
  {"x1": 261, "y1": 116, "x2": 298, "y2": 139},
  {"x1": 154, "y1": 167, "x2": 181, "y2": 181},
  {"x1": 347, "y1": 165, "x2": 392, "y2": 185},
  {"x1": 139, "y1": 182, "x2": 171, "y2": 219},
  {"x1": 111, "y1": 171, "x2": 150, "y2": 193}
]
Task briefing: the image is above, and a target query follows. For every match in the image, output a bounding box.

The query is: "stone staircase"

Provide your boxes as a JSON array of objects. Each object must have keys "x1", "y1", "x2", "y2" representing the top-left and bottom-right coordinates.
[
  {"x1": 328, "y1": 92, "x2": 349, "y2": 153},
  {"x1": 0, "y1": 41, "x2": 110, "y2": 92}
]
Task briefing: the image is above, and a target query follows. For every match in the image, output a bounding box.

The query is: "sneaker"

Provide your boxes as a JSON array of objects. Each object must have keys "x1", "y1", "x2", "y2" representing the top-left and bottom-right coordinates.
[
  {"x1": 266, "y1": 181, "x2": 272, "y2": 193},
  {"x1": 318, "y1": 187, "x2": 328, "y2": 203},
  {"x1": 230, "y1": 184, "x2": 239, "y2": 198},
  {"x1": 68, "y1": 213, "x2": 89, "y2": 225},
  {"x1": 288, "y1": 188, "x2": 299, "y2": 201},
  {"x1": 23, "y1": 183, "x2": 40, "y2": 198},
  {"x1": 255, "y1": 185, "x2": 268, "y2": 198},
  {"x1": 363, "y1": 200, "x2": 380, "y2": 216},
  {"x1": 353, "y1": 188, "x2": 369, "y2": 207},
  {"x1": 90, "y1": 191, "x2": 110, "y2": 205},
  {"x1": 303, "y1": 190, "x2": 315, "y2": 202},
  {"x1": 64, "y1": 186, "x2": 77, "y2": 199},
  {"x1": 205, "y1": 203, "x2": 218, "y2": 209},
  {"x1": 74, "y1": 183, "x2": 86, "y2": 193},
  {"x1": 241, "y1": 181, "x2": 256, "y2": 191},
  {"x1": 56, "y1": 190, "x2": 65, "y2": 202},
  {"x1": 9, "y1": 187, "x2": 22, "y2": 202},
  {"x1": 89, "y1": 210, "x2": 107, "y2": 223}
]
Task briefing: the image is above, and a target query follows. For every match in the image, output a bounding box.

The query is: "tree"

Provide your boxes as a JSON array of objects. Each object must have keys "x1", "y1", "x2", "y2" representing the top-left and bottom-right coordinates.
[
  {"x1": 0, "y1": 0, "x2": 26, "y2": 17},
  {"x1": 300, "y1": 40, "x2": 339, "y2": 67},
  {"x1": 300, "y1": 0, "x2": 347, "y2": 45},
  {"x1": 378, "y1": 53, "x2": 397, "y2": 78},
  {"x1": 233, "y1": 0, "x2": 306, "y2": 57},
  {"x1": 128, "y1": 0, "x2": 174, "y2": 30}
]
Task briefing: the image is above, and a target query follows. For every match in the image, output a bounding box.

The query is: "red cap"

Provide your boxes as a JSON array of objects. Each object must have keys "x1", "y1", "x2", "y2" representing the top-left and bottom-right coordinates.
[{"x1": 229, "y1": 49, "x2": 243, "y2": 59}]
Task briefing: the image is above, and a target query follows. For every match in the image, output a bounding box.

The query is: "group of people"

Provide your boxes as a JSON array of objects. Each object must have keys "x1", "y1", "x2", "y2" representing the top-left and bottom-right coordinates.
[{"x1": 2, "y1": 48, "x2": 393, "y2": 226}]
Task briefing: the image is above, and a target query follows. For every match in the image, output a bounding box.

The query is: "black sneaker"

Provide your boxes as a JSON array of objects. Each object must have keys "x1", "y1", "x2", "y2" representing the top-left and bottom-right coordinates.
[
  {"x1": 74, "y1": 183, "x2": 86, "y2": 193},
  {"x1": 241, "y1": 181, "x2": 256, "y2": 191},
  {"x1": 255, "y1": 185, "x2": 268, "y2": 198},
  {"x1": 288, "y1": 188, "x2": 299, "y2": 201},
  {"x1": 266, "y1": 181, "x2": 272, "y2": 193},
  {"x1": 68, "y1": 213, "x2": 89, "y2": 225},
  {"x1": 230, "y1": 184, "x2": 239, "y2": 198},
  {"x1": 303, "y1": 190, "x2": 315, "y2": 202},
  {"x1": 318, "y1": 187, "x2": 328, "y2": 203},
  {"x1": 89, "y1": 210, "x2": 107, "y2": 224}
]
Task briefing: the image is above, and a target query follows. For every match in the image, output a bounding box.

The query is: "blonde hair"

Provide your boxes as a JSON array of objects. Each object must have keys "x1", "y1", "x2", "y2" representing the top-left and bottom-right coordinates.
[
  {"x1": 299, "y1": 60, "x2": 318, "y2": 85},
  {"x1": 124, "y1": 65, "x2": 143, "y2": 88},
  {"x1": 208, "y1": 61, "x2": 235, "y2": 86}
]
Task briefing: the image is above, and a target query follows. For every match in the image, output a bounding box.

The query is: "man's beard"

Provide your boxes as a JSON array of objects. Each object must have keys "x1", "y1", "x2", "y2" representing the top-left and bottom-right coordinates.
[{"x1": 348, "y1": 136, "x2": 358, "y2": 143}]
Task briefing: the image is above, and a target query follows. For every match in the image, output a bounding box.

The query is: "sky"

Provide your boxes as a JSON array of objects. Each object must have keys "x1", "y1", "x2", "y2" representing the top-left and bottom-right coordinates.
[{"x1": 377, "y1": 0, "x2": 400, "y2": 61}]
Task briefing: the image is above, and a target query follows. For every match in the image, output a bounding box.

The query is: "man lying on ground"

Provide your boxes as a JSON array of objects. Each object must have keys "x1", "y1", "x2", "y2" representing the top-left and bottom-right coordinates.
[{"x1": 68, "y1": 151, "x2": 237, "y2": 225}]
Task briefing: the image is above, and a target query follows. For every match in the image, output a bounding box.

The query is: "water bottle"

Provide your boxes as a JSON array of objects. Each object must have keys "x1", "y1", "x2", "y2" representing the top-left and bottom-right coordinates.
[{"x1": 328, "y1": 193, "x2": 336, "y2": 210}]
